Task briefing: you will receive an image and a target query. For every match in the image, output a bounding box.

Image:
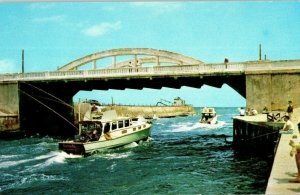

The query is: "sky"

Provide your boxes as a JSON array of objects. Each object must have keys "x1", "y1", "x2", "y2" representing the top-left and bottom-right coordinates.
[{"x1": 0, "y1": 2, "x2": 300, "y2": 107}]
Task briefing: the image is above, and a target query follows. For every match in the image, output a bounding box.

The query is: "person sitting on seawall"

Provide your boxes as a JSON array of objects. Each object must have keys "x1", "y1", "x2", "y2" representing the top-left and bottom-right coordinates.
[
  {"x1": 289, "y1": 134, "x2": 300, "y2": 183},
  {"x1": 251, "y1": 108, "x2": 258, "y2": 116},
  {"x1": 280, "y1": 115, "x2": 294, "y2": 134},
  {"x1": 262, "y1": 106, "x2": 269, "y2": 114},
  {"x1": 238, "y1": 107, "x2": 245, "y2": 116}
]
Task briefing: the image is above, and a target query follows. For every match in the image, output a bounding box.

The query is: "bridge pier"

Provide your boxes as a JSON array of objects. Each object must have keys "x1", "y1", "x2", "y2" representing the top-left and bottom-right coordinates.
[
  {"x1": 246, "y1": 72, "x2": 300, "y2": 112},
  {"x1": 0, "y1": 82, "x2": 20, "y2": 136}
]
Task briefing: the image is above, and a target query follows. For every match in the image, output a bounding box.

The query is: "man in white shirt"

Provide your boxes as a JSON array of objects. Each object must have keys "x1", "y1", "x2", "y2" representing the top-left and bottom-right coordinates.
[
  {"x1": 280, "y1": 115, "x2": 294, "y2": 134},
  {"x1": 238, "y1": 107, "x2": 245, "y2": 116}
]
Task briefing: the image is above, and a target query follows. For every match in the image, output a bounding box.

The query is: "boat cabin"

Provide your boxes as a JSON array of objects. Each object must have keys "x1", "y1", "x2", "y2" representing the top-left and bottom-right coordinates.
[{"x1": 79, "y1": 117, "x2": 132, "y2": 136}]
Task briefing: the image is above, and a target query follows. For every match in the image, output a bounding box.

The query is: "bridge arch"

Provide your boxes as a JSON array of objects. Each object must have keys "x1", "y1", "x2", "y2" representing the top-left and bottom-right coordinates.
[{"x1": 58, "y1": 48, "x2": 204, "y2": 71}]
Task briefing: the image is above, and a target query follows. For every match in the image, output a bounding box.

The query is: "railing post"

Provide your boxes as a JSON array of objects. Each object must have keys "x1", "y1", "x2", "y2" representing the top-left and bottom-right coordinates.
[
  {"x1": 46, "y1": 71, "x2": 50, "y2": 79},
  {"x1": 84, "y1": 70, "x2": 88, "y2": 77}
]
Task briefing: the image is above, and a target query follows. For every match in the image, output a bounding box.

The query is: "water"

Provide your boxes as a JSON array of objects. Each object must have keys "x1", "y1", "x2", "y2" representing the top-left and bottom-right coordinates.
[{"x1": 0, "y1": 107, "x2": 272, "y2": 194}]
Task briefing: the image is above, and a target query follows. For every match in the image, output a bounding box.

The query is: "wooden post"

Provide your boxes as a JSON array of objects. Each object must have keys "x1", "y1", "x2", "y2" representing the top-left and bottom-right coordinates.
[
  {"x1": 259, "y1": 44, "x2": 262, "y2": 61},
  {"x1": 22, "y1": 49, "x2": 24, "y2": 73}
]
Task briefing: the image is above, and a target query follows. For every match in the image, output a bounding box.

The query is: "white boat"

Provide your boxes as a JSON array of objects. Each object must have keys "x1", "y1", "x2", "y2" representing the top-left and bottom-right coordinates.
[
  {"x1": 59, "y1": 110, "x2": 151, "y2": 155},
  {"x1": 152, "y1": 114, "x2": 159, "y2": 120},
  {"x1": 199, "y1": 107, "x2": 218, "y2": 125}
]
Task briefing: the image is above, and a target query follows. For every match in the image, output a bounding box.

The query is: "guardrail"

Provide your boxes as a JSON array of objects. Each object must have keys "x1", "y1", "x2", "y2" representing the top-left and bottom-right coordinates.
[{"x1": 1, "y1": 60, "x2": 300, "y2": 82}]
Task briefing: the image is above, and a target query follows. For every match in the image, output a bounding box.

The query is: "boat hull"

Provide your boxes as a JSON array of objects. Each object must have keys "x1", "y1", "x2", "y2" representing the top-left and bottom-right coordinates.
[{"x1": 59, "y1": 124, "x2": 151, "y2": 155}]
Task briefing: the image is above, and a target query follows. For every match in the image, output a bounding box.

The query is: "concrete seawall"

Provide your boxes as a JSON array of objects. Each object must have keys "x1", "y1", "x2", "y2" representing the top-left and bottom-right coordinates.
[
  {"x1": 110, "y1": 105, "x2": 196, "y2": 118},
  {"x1": 74, "y1": 103, "x2": 196, "y2": 122},
  {"x1": 233, "y1": 115, "x2": 283, "y2": 155}
]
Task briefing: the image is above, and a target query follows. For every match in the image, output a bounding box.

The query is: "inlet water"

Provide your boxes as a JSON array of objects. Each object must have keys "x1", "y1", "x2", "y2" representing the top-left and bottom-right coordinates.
[{"x1": 0, "y1": 107, "x2": 272, "y2": 194}]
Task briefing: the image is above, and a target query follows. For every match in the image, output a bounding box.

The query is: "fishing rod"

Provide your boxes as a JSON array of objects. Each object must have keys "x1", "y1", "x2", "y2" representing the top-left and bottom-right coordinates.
[
  {"x1": 22, "y1": 82, "x2": 73, "y2": 109},
  {"x1": 33, "y1": 95, "x2": 74, "y2": 109},
  {"x1": 241, "y1": 130, "x2": 279, "y2": 141},
  {"x1": 19, "y1": 89, "x2": 78, "y2": 131}
]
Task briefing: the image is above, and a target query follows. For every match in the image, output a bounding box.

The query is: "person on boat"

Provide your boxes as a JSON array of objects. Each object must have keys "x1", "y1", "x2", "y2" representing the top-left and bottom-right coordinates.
[
  {"x1": 91, "y1": 104, "x2": 98, "y2": 112},
  {"x1": 280, "y1": 115, "x2": 294, "y2": 134},
  {"x1": 84, "y1": 129, "x2": 100, "y2": 142},
  {"x1": 90, "y1": 129, "x2": 100, "y2": 141},
  {"x1": 103, "y1": 124, "x2": 112, "y2": 140}
]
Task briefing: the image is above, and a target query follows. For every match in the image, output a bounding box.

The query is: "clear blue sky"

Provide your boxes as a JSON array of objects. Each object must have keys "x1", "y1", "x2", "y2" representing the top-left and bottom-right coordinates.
[{"x1": 0, "y1": 2, "x2": 300, "y2": 107}]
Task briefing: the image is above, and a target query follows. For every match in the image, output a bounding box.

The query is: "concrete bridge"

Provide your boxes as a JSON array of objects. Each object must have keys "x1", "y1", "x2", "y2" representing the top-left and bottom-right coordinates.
[{"x1": 0, "y1": 48, "x2": 300, "y2": 136}]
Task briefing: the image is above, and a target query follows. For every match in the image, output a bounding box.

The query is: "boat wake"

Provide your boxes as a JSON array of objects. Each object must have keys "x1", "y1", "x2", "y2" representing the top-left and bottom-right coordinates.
[
  {"x1": 123, "y1": 142, "x2": 139, "y2": 148},
  {"x1": 168, "y1": 121, "x2": 226, "y2": 133},
  {"x1": 27, "y1": 151, "x2": 83, "y2": 171}
]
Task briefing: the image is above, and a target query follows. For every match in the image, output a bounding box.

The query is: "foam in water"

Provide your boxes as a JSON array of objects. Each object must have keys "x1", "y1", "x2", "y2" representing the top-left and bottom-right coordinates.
[
  {"x1": 0, "y1": 159, "x2": 34, "y2": 169},
  {"x1": 24, "y1": 151, "x2": 81, "y2": 172},
  {"x1": 123, "y1": 142, "x2": 139, "y2": 148},
  {"x1": 101, "y1": 151, "x2": 132, "y2": 160},
  {"x1": 168, "y1": 121, "x2": 226, "y2": 132},
  {"x1": 0, "y1": 154, "x2": 22, "y2": 160},
  {"x1": 0, "y1": 152, "x2": 69, "y2": 170}
]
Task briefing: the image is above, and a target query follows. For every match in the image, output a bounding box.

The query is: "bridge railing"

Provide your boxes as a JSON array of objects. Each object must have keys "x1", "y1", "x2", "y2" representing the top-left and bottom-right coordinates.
[{"x1": 1, "y1": 60, "x2": 300, "y2": 82}]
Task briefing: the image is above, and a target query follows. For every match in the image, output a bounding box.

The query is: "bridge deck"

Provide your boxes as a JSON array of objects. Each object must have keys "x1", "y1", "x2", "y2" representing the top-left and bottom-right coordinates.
[{"x1": 1, "y1": 59, "x2": 300, "y2": 82}]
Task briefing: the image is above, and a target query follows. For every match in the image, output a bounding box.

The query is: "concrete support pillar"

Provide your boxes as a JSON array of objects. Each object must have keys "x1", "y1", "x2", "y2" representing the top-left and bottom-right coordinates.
[
  {"x1": 246, "y1": 73, "x2": 300, "y2": 112},
  {"x1": 0, "y1": 82, "x2": 20, "y2": 131},
  {"x1": 246, "y1": 74, "x2": 272, "y2": 112}
]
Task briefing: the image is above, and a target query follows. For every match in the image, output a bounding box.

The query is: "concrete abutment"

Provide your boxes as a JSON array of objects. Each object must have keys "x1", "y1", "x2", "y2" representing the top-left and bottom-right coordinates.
[{"x1": 246, "y1": 73, "x2": 300, "y2": 112}]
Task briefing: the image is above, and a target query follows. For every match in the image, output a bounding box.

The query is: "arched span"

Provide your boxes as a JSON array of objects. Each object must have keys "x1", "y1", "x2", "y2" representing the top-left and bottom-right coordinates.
[{"x1": 58, "y1": 48, "x2": 204, "y2": 71}]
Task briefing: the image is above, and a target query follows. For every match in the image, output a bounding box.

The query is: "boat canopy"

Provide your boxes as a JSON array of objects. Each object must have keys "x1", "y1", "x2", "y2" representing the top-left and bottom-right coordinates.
[{"x1": 202, "y1": 107, "x2": 216, "y2": 114}]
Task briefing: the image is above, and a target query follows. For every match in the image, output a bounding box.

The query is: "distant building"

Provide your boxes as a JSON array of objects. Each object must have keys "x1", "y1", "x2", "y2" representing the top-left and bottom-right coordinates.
[{"x1": 173, "y1": 97, "x2": 186, "y2": 106}]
